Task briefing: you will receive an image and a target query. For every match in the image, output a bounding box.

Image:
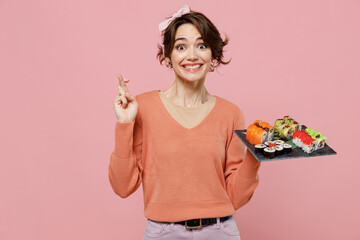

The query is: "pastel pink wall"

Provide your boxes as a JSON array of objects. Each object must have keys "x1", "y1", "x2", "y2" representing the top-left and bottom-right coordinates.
[{"x1": 0, "y1": 0, "x2": 359, "y2": 239}]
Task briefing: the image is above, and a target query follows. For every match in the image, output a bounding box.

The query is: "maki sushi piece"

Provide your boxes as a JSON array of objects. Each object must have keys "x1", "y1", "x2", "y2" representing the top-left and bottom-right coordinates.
[
  {"x1": 293, "y1": 128, "x2": 328, "y2": 153},
  {"x1": 274, "y1": 119, "x2": 286, "y2": 128},
  {"x1": 292, "y1": 130, "x2": 306, "y2": 146},
  {"x1": 250, "y1": 128, "x2": 268, "y2": 145},
  {"x1": 246, "y1": 123, "x2": 268, "y2": 145},
  {"x1": 302, "y1": 137, "x2": 316, "y2": 153},
  {"x1": 255, "y1": 144, "x2": 266, "y2": 154},
  {"x1": 275, "y1": 140, "x2": 284, "y2": 145},
  {"x1": 246, "y1": 124, "x2": 258, "y2": 142},
  {"x1": 278, "y1": 125, "x2": 293, "y2": 140},
  {"x1": 264, "y1": 147, "x2": 276, "y2": 159},
  {"x1": 290, "y1": 121, "x2": 301, "y2": 132},
  {"x1": 275, "y1": 145, "x2": 284, "y2": 156},
  {"x1": 264, "y1": 126, "x2": 274, "y2": 141},
  {"x1": 292, "y1": 130, "x2": 317, "y2": 153},
  {"x1": 246, "y1": 119, "x2": 276, "y2": 145},
  {"x1": 305, "y1": 128, "x2": 327, "y2": 149},
  {"x1": 283, "y1": 143, "x2": 292, "y2": 154},
  {"x1": 265, "y1": 140, "x2": 276, "y2": 147},
  {"x1": 253, "y1": 120, "x2": 274, "y2": 141},
  {"x1": 284, "y1": 118, "x2": 301, "y2": 133},
  {"x1": 274, "y1": 116, "x2": 301, "y2": 140}
]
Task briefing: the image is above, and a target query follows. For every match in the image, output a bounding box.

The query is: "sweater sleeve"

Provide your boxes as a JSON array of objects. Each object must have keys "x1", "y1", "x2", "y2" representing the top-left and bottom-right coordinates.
[
  {"x1": 108, "y1": 112, "x2": 143, "y2": 198},
  {"x1": 224, "y1": 109, "x2": 261, "y2": 210}
]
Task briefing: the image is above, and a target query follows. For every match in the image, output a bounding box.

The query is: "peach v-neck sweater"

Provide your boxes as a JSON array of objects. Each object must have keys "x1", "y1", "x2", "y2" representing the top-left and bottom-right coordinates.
[
  {"x1": 158, "y1": 90, "x2": 216, "y2": 129},
  {"x1": 108, "y1": 90, "x2": 260, "y2": 222}
]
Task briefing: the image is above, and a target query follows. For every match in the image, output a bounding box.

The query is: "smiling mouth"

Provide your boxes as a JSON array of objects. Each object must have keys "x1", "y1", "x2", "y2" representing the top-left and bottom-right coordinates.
[
  {"x1": 181, "y1": 63, "x2": 204, "y2": 72},
  {"x1": 181, "y1": 64, "x2": 203, "y2": 69}
]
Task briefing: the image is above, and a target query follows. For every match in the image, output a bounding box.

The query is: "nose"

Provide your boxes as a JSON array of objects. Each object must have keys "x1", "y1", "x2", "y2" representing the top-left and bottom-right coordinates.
[{"x1": 186, "y1": 46, "x2": 199, "y2": 61}]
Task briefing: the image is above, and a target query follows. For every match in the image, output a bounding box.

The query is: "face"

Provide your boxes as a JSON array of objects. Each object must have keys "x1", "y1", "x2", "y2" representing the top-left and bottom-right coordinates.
[{"x1": 166, "y1": 23, "x2": 212, "y2": 83}]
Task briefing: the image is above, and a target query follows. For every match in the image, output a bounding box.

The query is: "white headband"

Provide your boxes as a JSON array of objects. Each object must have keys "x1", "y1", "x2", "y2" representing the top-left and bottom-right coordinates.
[
  {"x1": 159, "y1": 5, "x2": 191, "y2": 58},
  {"x1": 158, "y1": 5, "x2": 191, "y2": 32}
]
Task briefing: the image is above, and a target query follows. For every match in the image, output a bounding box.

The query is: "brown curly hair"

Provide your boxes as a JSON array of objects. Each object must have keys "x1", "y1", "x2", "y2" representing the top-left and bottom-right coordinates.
[{"x1": 157, "y1": 11, "x2": 230, "y2": 70}]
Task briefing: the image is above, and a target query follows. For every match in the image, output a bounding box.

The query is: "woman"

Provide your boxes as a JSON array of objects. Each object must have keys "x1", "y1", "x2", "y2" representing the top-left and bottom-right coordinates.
[{"x1": 109, "y1": 5, "x2": 261, "y2": 240}]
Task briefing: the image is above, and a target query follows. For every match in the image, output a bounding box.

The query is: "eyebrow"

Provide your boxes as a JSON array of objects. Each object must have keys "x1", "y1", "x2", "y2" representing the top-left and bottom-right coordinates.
[{"x1": 174, "y1": 37, "x2": 203, "y2": 42}]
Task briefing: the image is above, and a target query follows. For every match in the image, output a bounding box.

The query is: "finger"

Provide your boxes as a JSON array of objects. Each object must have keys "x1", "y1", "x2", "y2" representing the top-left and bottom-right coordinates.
[
  {"x1": 114, "y1": 98, "x2": 122, "y2": 106},
  {"x1": 115, "y1": 94, "x2": 127, "y2": 107},
  {"x1": 122, "y1": 83, "x2": 130, "y2": 94},
  {"x1": 114, "y1": 95, "x2": 123, "y2": 103},
  {"x1": 123, "y1": 96, "x2": 130, "y2": 108},
  {"x1": 118, "y1": 84, "x2": 126, "y2": 96},
  {"x1": 125, "y1": 91, "x2": 135, "y2": 102},
  {"x1": 117, "y1": 73, "x2": 126, "y2": 87},
  {"x1": 123, "y1": 92, "x2": 134, "y2": 108},
  {"x1": 119, "y1": 93, "x2": 127, "y2": 106},
  {"x1": 122, "y1": 77, "x2": 130, "y2": 90},
  {"x1": 117, "y1": 74, "x2": 131, "y2": 96},
  {"x1": 118, "y1": 74, "x2": 130, "y2": 89},
  {"x1": 120, "y1": 95, "x2": 127, "y2": 106},
  {"x1": 122, "y1": 101, "x2": 128, "y2": 108}
]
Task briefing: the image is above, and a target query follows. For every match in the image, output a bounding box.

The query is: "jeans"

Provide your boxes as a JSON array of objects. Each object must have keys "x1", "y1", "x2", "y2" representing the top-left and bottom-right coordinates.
[{"x1": 143, "y1": 215, "x2": 241, "y2": 240}]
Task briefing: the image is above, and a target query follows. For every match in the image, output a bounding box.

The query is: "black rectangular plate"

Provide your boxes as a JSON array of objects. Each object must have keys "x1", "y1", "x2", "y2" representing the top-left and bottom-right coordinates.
[{"x1": 234, "y1": 128, "x2": 337, "y2": 162}]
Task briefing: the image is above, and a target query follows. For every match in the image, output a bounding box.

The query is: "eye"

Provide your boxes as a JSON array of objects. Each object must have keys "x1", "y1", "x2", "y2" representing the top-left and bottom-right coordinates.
[
  {"x1": 176, "y1": 44, "x2": 186, "y2": 51},
  {"x1": 198, "y1": 43, "x2": 207, "y2": 49}
]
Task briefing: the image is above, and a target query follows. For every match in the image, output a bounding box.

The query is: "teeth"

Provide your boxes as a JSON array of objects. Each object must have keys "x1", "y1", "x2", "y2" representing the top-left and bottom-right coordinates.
[{"x1": 183, "y1": 64, "x2": 201, "y2": 69}]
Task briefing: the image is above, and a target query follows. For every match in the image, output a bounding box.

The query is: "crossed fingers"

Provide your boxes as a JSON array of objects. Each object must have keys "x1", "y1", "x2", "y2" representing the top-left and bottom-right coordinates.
[{"x1": 117, "y1": 74, "x2": 131, "y2": 108}]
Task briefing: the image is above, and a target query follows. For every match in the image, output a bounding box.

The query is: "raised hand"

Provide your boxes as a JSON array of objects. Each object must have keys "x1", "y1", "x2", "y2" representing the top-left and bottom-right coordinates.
[{"x1": 113, "y1": 74, "x2": 138, "y2": 123}]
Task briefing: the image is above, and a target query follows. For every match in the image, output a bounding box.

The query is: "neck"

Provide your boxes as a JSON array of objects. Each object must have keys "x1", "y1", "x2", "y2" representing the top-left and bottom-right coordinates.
[{"x1": 162, "y1": 77, "x2": 210, "y2": 108}]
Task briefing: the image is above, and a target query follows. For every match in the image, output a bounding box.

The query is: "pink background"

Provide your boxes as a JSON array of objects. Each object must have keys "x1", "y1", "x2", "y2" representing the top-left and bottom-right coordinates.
[{"x1": 1, "y1": 0, "x2": 359, "y2": 239}]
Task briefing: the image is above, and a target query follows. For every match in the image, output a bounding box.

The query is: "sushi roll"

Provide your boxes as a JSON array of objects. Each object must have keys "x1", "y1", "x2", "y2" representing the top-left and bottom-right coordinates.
[
  {"x1": 293, "y1": 130, "x2": 316, "y2": 153},
  {"x1": 250, "y1": 120, "x2": 275, "y2": 142},
  {"x1": 274, "y1": 119, "x2": 283, "y2": 128},
  {"x1": 292, "y1": 130, "x2": 305, "y2": 145},
  {"x1": 290, "y1": 121, "x2": 301, "y2": 132},
  {"x1": 267, "y1": 126, "x2": 275, "y2": 141},
  {"x1": 275, "y1": 140, "x2": 284, "y2": 145},
  {"x1": 246, "y1": 124, "x2": 258, "y2": 142},
  {"x1": 262, "y1": 127, "x2": 273, "y2": 141},
  {"x1": 275, "y1": 145, "x2": 284, "y2": 156},
  {"x1": 280, "y1": 126, "x2": 293, "y2": 140},
  {"x1": 265, "y1": 140, "x2": 276, "y2": 147},
  {"x1": 292, "y1": 130, "x2": 305, "y2": 147},
  {"x1": 278, "y1": 121, "x2": 287, "y2": 130},
  {"x1": 255, "y1": 144, "x2": 266, "y2": 154},
  {"x1": 251, "y1": 128, "x2": 268, "y2": 145},
  {"x1": 262, "y1": 125, "x2": 274, "y2": 141},
  {"x1": 274, "y1": 116, "x2": 301, "y2": 140},
  {"x1": 302, "y1": 137, "x2": 316, "y2": 153},
  {"x1": 283, "y1": 143, "x2": 292, "y2": 153},
  {"x1": 247, "y1": 121, "x2": 274, "y2": 145},
  {"x1": 317, "y1": 137, "x2": 326, "y2": 149},
  {"x1": 264, "y1": 147, "x2": 276, "y2": 159},
  {"x1": 305, "y1": 128, "x2": 327, "y2": 150}
]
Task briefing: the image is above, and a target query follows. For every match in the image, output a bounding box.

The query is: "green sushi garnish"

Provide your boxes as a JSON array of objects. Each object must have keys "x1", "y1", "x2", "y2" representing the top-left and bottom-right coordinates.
[
  {"x1": 285, "y1": 139, "x2": 297, "y2": 149},
  {"x1": 305, "y1": 128, "x2": 327, "y2": 142}
]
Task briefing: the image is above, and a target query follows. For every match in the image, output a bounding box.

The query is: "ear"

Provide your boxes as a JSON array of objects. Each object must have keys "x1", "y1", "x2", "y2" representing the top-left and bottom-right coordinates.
[{"x1": 165, "y1": 56, "x2": 171, "y2": 63}]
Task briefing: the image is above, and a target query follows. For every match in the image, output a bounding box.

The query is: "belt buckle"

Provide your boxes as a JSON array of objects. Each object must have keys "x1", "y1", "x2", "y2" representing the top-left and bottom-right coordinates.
[{"x1": 185, "y1": 218, "x2": 202, "y2": 230}]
